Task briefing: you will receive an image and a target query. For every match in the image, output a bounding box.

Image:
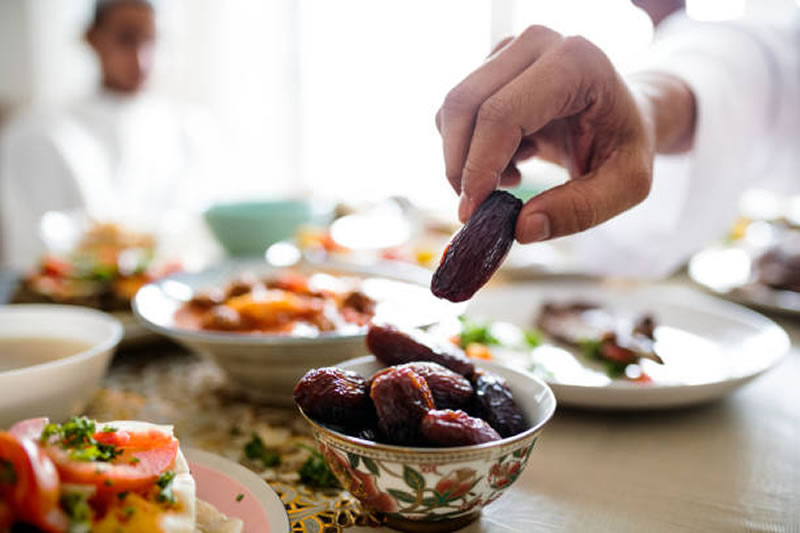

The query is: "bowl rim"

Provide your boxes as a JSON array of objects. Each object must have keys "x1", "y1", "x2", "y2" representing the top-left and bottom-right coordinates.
[
  {"x1": 297, "y1": 356, "x2": 557, "y2": 454},
  {"x1": 0, "y1": 304, "x2": 123, "y2": 378},
  {"x1": 132, "y1": 260, "x2": 459, "y2": 346}
]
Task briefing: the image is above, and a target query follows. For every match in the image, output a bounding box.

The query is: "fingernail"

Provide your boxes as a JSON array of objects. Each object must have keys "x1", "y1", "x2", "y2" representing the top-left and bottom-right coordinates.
[
  {"x1": 520, "y1": 212, "x2": 551, "y2": 242},
  {"x1": 458, "y1": 194, "x2": 475, "y2": 223}
]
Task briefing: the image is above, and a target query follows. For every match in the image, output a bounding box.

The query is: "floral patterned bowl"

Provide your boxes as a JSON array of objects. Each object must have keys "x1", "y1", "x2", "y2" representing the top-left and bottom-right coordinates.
[{"x1": 298, "y1": 356, "x2": 557, "y2": 532}]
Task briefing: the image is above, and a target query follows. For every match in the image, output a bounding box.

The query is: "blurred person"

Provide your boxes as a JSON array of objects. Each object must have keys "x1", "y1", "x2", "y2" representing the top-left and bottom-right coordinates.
[
  {"x1": 436, "y1": 6, "x2": 799, "y2": 277},
  {"x1": 0, "y1": 0, "x2": 219, "y2": 270}
]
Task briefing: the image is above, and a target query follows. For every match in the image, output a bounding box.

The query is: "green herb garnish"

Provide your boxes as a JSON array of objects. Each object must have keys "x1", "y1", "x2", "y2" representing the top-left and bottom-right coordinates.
[
  {"x1": 297, "y1": 444, "x2": 339, "y2": 489},
  {"x1": 0, "y1": 459, "x2": 17, "y2": 485},
  {"x1": 457, "y1": 316, "x2": 500, "y2": 348},
  {"x1": 41, "y1": 417, "x2": 121, "y2": 463},
  {"x1": 123, "y1": 506, "x2": 137, "y2": 519},
  {"x1": 156, "y1": 470, "x2": 176, "y2": 505},
  {"x1": 101, "y1": 425, "x2": 118, "y2": 433},
  {"x1": 117, "y1": 491, "x2": 129, "y2": 501},
  {"x1": 243, "y1": 434, "x2": 280, "y2": 468},
  {"x1": 129, "y1": 457, "x2": 141, "y2": 465},
  {"x1": 236, "y1": 493, "x2": 244, "y2": 502},
  {"x1": 60, "y1": 489, "x2": 92, "y2": 532},
  {"x1": 523, "y1": 328, "x2": 543, "y2": 347}
]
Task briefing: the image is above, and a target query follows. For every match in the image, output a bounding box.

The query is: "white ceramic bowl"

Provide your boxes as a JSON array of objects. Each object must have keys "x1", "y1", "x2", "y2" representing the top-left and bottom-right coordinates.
[
  {"x1": 133, "y1": 260, "x2": 463, "y2": 405},
  {"x1": 0, "y1": 304, "x2": 122, "y2": 427},
  {"x1": 300, "y1": 356, "x2": 556, "y2": 532}
]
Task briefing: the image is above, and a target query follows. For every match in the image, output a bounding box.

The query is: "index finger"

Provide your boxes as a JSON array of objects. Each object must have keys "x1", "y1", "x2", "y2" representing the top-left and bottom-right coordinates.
[{"x1": 438, "y1": 26, "x2": 561, "y2": 196}]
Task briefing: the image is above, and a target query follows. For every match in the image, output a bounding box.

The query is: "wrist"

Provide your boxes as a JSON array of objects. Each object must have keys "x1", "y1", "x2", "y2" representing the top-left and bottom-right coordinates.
[{"x1": 628, "y1": 72, "x2": 697, "y2": 154}]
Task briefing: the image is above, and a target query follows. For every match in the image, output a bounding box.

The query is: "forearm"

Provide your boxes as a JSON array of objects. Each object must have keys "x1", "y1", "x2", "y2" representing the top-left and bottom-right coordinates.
[{"x1": 628, "y1": 72, "x2": 697, "y2": 155}]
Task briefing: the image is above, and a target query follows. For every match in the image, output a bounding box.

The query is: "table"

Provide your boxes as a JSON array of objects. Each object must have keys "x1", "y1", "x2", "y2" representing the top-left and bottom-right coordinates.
[{"x1": 82, "y1": 321, "x2": 798, "y2": 533}]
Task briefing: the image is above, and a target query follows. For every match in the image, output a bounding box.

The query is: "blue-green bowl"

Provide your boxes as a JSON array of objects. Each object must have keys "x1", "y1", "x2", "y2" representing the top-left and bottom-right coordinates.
[{"x1": 204, "y1": 200, "x2": 333, "y2": 256}]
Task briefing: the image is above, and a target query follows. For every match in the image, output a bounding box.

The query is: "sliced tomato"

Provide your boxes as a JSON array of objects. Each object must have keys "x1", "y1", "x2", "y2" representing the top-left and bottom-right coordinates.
[
  {"x1": 0, "y1": 432, "x2": 68, "y2": 533},
  {"x1": 40, "y1": 256, "x2": 74, "y2": 278},
  {"x1": 45, "y1": 428, "x2": 178, "y2": 493}
]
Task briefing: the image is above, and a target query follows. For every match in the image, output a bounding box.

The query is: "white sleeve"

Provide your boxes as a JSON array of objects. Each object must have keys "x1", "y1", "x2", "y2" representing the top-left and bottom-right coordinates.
[
  {"x1": 567, "y1": 14, "x2": 799, "y2": 278},
  {"x1": 0, "y1": 117, "x2": 87, "y2": 271}
]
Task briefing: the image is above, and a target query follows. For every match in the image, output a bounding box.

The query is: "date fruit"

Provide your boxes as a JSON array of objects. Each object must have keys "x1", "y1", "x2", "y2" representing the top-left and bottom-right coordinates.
[
  {"x1": 366, "y1": 324, "x2": 474, "y2": 377},
  {"x1": 470, "y1": 370, "x2": 527, "y2": 438},
  {"x1": 431, "y1": 190, "x2": 522, "y2": 302},
  {"x1": 394, "y1": 362, "x2": 473, "y2": 410},
  {"x1": 295, "y1": 368, "x2": 372, "y2": 426},
  {"x1": 420, "y1": 409, "x2": 501, "y2": 446},
  {"x1": 370, "y1": 367, "x2": 435, "y2": 444}
]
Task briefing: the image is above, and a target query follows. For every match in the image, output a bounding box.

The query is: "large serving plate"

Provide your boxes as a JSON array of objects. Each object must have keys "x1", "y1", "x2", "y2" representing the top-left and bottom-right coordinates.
[
  {"x1": 133, "y1": 259, "x2": 463, "y2": 404},
  {"x1": 689, "y1": 244, "x2": 800, "y2": 316},
  {"x1": 462, "y1": 281, "x2": 790, "y2": 409},
  {"x1": 186, "y1": 448, "x2": 290, "y2": 533}
]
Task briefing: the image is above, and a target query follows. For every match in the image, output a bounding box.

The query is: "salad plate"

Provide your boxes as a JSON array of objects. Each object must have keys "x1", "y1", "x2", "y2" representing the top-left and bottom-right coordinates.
[
  {"x1": 460, "y1": 281, "x2": 790, "y2": 409},
  {"x1": 187, "y1": 448, "x2": 290, "y2": 533}
]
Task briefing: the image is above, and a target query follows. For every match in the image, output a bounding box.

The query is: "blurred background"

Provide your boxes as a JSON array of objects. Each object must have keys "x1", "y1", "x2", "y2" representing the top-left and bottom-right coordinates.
[
  {"x1": 0, "y1": 0, "x2": 797, "y2": 277},
  {"x1": 1, "y1": 0, "x2": 791, "y2": 207}
]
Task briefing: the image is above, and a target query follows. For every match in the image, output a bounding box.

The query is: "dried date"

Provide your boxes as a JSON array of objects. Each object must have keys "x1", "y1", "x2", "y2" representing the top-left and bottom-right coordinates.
[
  {"x1": 470, "y1": 370, "x2": 527, "y2": 438},
  {"x1": 431, "y1": 190, "x2": 522, "y2": 302},
  {"x1": 370, "y1": 367, "x2": 434, "y2": 444},
  {"x1": 294, "y1": 368, "x2": 372, "y2": 426},
  {"x1": 366, "y1": 324, "x2": 474, "y2": 377},
  {"x1": 393, "y1": 362, "x2": 473, "y2": 410},
  {"x1": 420, "y1": 409, "x2": 501, "y2": 446}
]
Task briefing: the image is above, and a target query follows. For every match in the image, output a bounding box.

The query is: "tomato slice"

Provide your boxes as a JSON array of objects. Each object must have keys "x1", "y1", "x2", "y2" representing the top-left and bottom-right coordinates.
[
  {"x1": 0, "y1": 432, "x2": 68, "y2": 533},
  {"x1": 45, "y1": 427, "x2": 178, "y2": 493}
]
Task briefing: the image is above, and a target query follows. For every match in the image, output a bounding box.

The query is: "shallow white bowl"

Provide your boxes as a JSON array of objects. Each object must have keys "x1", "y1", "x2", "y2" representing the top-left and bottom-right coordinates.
[
  {"x1": 133, "y1": 260, "x2": 462, "y2": 405},
  {"x1": 300, "y1": 356, "x2": 556, "y2": 532},
  {"x1": 0, "y1": 304, "x2": 122, "y2": 427}
]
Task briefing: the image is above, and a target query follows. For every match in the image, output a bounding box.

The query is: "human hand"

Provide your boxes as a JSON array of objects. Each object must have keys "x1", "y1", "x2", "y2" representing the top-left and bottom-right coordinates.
[{"x1": 436, "y1": 26, "x2": 660, "y2": 242}]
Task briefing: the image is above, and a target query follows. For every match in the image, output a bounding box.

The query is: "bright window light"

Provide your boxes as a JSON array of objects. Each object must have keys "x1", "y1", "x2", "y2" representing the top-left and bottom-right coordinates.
[{"x1": 687, "y1": 0, "x2": 746, "y2": 21}]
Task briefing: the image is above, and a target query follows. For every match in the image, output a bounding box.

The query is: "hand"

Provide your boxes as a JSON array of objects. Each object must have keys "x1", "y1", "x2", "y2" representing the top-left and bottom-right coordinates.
[{"x1": 436, "y1": 26, "x2": 662, "y2": 243}]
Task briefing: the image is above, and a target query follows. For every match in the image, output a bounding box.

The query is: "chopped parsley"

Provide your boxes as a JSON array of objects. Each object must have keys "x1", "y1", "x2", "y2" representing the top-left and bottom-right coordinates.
[
  {"x1": 236, "y1": 493, "x2": 245, "y2": 502},
  {"x1": 60, "y1": 489, "x2": 92, "y2": 532},
  {"x1": 0, "y1": 459, "x2": 16, "y2": 485},
  {"x1": 101, "y1": 425, "x2": 118, "y2": 433},
  {"x1": 117, "y1": 491, "x2": 129, "y2": 501},
  {"x1": 457, "y1": 316, "x2": 500, "y2": 348},
  {"x1": 123, "y1": 506, "x2": 137, "y2": 520},
  {"x1": 129, "y1": 457, "x2": 141, "y2": 465},
  {"x1": 243, "y1": 434, "x2": 280, "y2": 468},
  {"x1": 156, "y1": 471, "x2": 177, "y2": 505},
  {"x1": 297, "y1": 444, "x2": 339, "y2": 489},
  {"x1": 41, "y1": 417, "x2": 121, "y2": 463}
]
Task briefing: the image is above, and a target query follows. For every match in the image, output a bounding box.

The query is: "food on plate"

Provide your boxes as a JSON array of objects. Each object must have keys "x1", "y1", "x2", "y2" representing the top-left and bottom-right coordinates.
[
  {"x1": 535, "y1": 301, "x2": 663, "y2": 379},
  {"x1": 13, "y1": 223, "x2": 178, "y2": 312},
  {"x1": 755, "y1": 234, "x2": 800, "y2": 292},
  {"x1": 176, "y1": 270, "x2": 376, "y2": 334},
  {"x1": 366, "y1": 323, "x2": 475, "y2": 377},
  {"x1": 0, "y1": 416, "x2": 243, "y2": 533},
  {"x1": 449, "y1": 315, "x2": 543, "y2": 362},
  {"x1": 431, "y1": 190, "x2": 522, "y2": 302},
  {"x1": 296, "y1": 326, "x2": 529, "y2": 446}
]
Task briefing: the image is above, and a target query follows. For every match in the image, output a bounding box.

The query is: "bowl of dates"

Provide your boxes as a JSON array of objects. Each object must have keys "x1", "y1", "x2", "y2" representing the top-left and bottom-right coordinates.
[{"x1": 294, "y1": 326, "x2": 556, "y2": 532}]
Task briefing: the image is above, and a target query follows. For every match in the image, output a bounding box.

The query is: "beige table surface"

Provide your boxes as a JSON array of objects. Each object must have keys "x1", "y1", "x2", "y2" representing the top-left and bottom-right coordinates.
[{"x1": 349, "y1": 318, "x2": 800, "y2": 533}]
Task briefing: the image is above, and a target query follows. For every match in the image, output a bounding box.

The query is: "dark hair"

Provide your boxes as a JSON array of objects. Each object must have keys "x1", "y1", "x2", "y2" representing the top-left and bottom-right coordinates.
[{"x1": 91, "y1": 0, "x2": 155, "y2": 28}]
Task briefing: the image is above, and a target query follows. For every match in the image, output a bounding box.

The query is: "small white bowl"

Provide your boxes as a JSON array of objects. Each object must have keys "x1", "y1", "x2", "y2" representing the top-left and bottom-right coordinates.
[
  {"x1": 300, "y1": 356, "x2": 556, "y2": 532},
  {"x1": 0, "y1": 304, "x2": 122, "y2": 427}
]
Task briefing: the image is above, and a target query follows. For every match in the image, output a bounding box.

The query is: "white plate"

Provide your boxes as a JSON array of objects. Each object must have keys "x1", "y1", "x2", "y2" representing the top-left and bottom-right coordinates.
[
  {"x1": 463, "y1": 281, "x2": 790, "y2": 409},
  {"x1": 689, "y1": 245, "x2": 800, "y2": 316},
  {"x1": 186, "y1": 448, "x2": 290, "y2": 533}
]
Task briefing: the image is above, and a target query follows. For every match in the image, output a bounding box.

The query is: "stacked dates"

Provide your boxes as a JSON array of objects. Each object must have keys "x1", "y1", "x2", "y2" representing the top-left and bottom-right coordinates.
[{"x1": 295, "y1": 324, "x2": 528, "y2": 447}]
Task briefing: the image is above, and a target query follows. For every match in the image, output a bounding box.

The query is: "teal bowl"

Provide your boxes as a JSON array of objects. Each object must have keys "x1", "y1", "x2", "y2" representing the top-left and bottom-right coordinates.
[{"x1": 204, "y1": 200, "x2": 333, "y2": 256}]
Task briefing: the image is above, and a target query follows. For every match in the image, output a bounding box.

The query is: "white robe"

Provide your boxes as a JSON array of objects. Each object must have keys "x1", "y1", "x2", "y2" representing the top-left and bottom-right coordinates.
[
  {"x1": 569, "y1": 10, "x2": 800, "y2": 277},
  {"x1": 0, "y1": 90, "x2": 217, "y2": 270}
]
